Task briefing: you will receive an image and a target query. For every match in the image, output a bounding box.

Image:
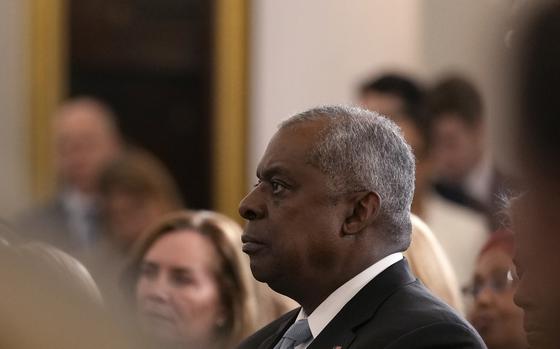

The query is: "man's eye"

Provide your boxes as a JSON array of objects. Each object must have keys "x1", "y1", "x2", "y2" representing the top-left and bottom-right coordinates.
[
  {"x1": 271, "y1": 181, "x2": 285, "y2": 194},
  {"x1": 253, "y1": 179, "x2": 262, "y2": 188}
]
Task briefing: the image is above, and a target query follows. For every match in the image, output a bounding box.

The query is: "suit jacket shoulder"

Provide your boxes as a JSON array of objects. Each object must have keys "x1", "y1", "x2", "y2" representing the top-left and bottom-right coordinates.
[
  {"x1": 237, "y1": 260, "x2": 486, "y2": 349},
  {"x1": 348, "y1": 278, "x2": 485, "y2": 349}
]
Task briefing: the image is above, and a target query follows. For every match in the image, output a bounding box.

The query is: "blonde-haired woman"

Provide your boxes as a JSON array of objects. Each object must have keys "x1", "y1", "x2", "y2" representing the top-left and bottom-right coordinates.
[
  {"x1": 124, "y1": 210, "x2": 282, "y2": 348},
  {"x1": 405, "y1": 214, "x2": 464, "y2": 314}
]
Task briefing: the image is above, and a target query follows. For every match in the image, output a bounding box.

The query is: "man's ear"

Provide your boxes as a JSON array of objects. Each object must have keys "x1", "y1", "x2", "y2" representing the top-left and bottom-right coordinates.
[{"x1": 342, "y1": 191, "x2": 381, "y2": 236}]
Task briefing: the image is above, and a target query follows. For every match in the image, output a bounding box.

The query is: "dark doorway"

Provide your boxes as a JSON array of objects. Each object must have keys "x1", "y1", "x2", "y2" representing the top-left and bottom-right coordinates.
[{"x1": 68, "y1": 0, "x2": 214, "y2": 209}]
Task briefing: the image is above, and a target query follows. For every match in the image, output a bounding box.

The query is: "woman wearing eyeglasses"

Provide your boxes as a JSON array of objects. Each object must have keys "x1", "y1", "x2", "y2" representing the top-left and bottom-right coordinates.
[{"x1": 466, "y1": 230, "x2": 527, "y2": 349}]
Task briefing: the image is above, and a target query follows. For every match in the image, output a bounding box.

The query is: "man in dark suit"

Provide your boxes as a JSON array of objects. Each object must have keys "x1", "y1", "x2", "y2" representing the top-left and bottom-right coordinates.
[
  {"x1": 238, "y1": 105, "x2": 485, "y2": 349},
  {"x1": 17, "y1": 97, "x2": 123, "y2": 257}
]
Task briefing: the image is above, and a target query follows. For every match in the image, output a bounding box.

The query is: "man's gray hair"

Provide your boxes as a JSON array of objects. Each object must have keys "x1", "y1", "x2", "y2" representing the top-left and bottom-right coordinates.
[{"x1": 280, "y1": 105, "x2": 415, "y2": 249}]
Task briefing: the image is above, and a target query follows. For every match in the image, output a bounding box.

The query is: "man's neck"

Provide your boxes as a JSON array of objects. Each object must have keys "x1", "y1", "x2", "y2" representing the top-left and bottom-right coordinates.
[
  {"x1": 294, "y1": 253, "x2": 391, "y2": 314},
  {"x1": 300, "y1": 253, "x2": 404, "y2": 324}
]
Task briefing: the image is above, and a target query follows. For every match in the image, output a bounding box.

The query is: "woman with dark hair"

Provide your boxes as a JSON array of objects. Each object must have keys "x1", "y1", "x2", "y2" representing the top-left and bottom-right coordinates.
[{"x1": 98, "y1": 148, "x2": 183, "y2": 251}]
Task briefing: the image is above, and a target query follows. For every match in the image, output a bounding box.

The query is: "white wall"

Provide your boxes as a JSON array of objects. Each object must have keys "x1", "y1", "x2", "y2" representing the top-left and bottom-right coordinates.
[
  {"x1": 248, "y1": 0, "x2": 510, "y2": 182},
  {"x1": 420, "y1": 0, "x2": 513, "y2": 168},
  {"x1": 249, "y1": 0, "x2": 423, "y2": 179},
  {"x1": 0, "y1": 0, "x2": 31, "y2": 218},
  {"x1": 0, "y1": 1, "x2": 513, "y2": 215}
]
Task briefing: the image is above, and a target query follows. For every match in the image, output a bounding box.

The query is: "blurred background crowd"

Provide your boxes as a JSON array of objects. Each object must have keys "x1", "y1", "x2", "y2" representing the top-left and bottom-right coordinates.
[{"x1": 0, "y1": 0, "x2": 559, "y2": 348}]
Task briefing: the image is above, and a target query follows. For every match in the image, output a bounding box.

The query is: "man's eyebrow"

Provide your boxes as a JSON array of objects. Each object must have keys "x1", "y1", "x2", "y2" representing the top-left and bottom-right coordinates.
[{"x1": 257, "y1": 165, "x2": 291, "y2": 179}]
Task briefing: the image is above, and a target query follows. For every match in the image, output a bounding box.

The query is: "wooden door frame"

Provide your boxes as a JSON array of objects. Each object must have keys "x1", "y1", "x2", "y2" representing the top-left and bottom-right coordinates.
[
  {"x1": 28, "y1": 0, "x2": 67, "y2": 201},
  {"x1": 28, "y1": 0, "x2": 249, "y2": 221},
  {"x1": 213, "y1": 0, "x2": 249, "y2": 221}
]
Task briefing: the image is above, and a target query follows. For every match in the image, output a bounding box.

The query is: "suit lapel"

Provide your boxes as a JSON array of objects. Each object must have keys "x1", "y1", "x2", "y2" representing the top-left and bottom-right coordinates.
[
  {"x1": 308, "y1": 259, "x2": 416, "y2": 349},
  {"x1": 258, "y1": 309, "x2": 300, "y2": 349}
]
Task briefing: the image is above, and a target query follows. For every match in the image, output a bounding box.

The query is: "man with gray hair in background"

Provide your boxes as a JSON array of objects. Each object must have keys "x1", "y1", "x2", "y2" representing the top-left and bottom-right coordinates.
[{"x1": 237, "y1": 105, "x2": 485, "y2": 349}]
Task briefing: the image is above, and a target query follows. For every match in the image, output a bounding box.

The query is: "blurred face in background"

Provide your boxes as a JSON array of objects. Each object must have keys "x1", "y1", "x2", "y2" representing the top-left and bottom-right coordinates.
[
  {"x1": 360, "y1": 92, "x2": 432, "y2": 200},
  {"x1": 395, "y1": 118, "x2": 432, "y2": 196},
  {"x1": 54, "y1": 101, "x2": 121, "y2": 194},
  {"x1": 136, "y1": 230, "x2": 225, "y2": 348},
  {"x1": 512, "y1": 191, "x2": 560, "y2": 349},
  {"x1": 103, "y1": 189, "x2": 169, "y2": 249},
  {"x1": 468, "y1": 247, "x2": 526, "y2": 349},
  {"x1": 432, "y1": 113, "x2": 483, "y2": 184},
  {"x1": 360, "y1": 91, "x2": 406, "y2": 120}
]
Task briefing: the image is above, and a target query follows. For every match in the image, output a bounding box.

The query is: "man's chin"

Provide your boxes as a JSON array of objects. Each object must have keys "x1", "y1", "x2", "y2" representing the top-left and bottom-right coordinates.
[{"x1": 249, "y1": 260, "x2": 272, "y2": 283}]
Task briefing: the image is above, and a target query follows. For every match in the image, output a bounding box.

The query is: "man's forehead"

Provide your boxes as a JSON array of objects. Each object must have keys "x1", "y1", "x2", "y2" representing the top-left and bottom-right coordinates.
[
  {"x1": 268, "y1": 123, "x2": 319, "y2": 152},
  {"x1": 257, "y1": 123, "x2": 324, "y2": 175}
]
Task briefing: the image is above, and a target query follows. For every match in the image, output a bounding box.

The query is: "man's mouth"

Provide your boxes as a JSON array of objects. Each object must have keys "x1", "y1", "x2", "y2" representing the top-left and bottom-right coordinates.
[{"x1": 241, "y1": 235, "x2": 267, "y2": 254}]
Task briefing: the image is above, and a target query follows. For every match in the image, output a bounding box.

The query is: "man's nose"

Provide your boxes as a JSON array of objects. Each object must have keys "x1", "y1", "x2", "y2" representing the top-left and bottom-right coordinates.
[{"x1": 239, "y1": 187, "x2": 266, "y2": 221}]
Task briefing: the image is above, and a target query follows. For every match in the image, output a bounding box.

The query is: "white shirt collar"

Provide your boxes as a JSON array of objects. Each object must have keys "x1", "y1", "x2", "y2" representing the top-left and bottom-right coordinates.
[{"x1": 295, "y1": 252, "x2": 403, "y2": 343}]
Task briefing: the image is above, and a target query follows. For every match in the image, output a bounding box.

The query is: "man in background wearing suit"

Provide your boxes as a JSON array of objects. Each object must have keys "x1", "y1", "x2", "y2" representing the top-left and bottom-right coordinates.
[
  {"x1": 238, "y1": 105, "x2": 485, "y2": 349},
  {"x1": 17, "y1": 97, "x2": 123, "y2": 257}
]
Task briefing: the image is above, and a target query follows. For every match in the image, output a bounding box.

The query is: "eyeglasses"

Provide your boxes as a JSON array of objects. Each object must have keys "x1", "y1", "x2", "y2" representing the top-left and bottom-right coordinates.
[{"x1": 463, "y1": 269, "x2": 517, "y2": 298}]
